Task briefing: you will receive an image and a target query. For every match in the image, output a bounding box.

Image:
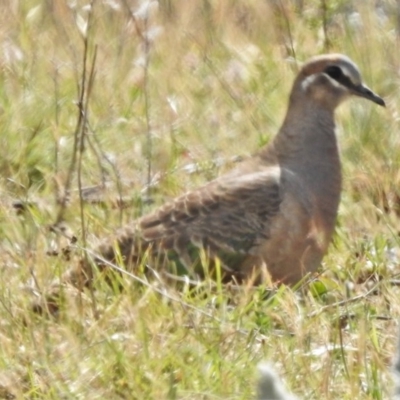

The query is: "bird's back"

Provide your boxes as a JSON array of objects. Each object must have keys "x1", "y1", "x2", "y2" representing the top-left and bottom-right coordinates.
[{"x1": 94, "y1": 163, "x2": 284, "y2": 283}]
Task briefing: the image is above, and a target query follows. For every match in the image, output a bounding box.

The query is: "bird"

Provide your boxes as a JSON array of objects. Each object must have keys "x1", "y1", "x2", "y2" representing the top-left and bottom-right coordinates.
[{"x1": 39, "y1": 54, "x2": 385, "y2": 308}]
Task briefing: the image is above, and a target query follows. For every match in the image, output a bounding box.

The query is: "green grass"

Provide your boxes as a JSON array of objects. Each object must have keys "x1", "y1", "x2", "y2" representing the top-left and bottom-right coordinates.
[{"x1": 0, "y1": 0, "x2": 399, "y2": 398}]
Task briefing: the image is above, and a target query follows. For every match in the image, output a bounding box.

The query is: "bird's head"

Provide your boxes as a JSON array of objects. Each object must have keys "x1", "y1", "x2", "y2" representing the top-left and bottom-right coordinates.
[{"x1": 292, "y1": 54, "x2": 385, "y2": 109}]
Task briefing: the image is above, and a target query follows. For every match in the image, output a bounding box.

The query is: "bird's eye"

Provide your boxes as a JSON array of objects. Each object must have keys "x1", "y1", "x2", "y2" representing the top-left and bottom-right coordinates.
[{"x1": 324, "y1": 65, "x2": 343, "y2": 80}]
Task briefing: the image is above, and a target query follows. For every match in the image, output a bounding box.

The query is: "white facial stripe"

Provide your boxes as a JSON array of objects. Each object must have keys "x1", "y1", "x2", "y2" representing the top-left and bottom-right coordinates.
[
  {"x1": 338, "y1": 63, "x2": 362, "y2": 86},
  {"x1": 301, "y1": 74, "x2": 343, "y2": 92},
  {"x1": 300, "y1": 75, "x2": 315, "y2": 91}
]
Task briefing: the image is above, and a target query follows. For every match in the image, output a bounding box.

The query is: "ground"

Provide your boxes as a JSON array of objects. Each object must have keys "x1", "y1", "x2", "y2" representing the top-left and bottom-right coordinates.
[{"x1": 0, "y1": 1, "x2": 399, "y2": 399}]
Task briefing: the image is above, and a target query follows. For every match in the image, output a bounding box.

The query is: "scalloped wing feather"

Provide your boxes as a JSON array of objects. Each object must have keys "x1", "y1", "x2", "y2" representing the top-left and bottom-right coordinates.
[{"x1": 128, "y1": 168, "x2": 283, "y2": 278}]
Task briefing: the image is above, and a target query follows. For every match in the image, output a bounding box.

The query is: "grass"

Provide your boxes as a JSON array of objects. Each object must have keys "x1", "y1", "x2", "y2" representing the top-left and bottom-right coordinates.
[{"x1": 0, "y1": 0, "x2": 399, "y2": 398}]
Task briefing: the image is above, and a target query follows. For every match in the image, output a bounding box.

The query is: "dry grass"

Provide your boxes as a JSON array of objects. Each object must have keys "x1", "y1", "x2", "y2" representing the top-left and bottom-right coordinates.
[{"x1": 0, "y1": 0, "x2": 399, "y2": 398}]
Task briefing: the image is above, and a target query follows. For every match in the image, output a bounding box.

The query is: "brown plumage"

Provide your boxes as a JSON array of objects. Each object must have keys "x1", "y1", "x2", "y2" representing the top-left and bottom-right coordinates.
[{"x1": 41, "y1": 54, "x2": 385, "y2": 307}]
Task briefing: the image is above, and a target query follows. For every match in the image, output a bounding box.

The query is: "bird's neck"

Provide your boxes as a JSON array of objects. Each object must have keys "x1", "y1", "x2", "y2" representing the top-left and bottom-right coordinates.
[
  {"x1": 271, "y1": 102, "x2": 340, "y2": 164},
  {"x1": 260, "y1": 101, "x2": 342, "y2": 210}
]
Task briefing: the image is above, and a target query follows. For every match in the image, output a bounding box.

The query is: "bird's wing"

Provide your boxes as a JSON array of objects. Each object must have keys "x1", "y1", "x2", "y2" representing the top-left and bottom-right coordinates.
[{"x1": 137, "y1": 167, "x2": 283, "y2": 277}]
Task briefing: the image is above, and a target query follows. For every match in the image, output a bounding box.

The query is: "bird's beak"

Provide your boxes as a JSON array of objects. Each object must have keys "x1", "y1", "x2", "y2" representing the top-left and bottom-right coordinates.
[{"x1": 352, "y1": 84, "x2": 385, "y2": 107}]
